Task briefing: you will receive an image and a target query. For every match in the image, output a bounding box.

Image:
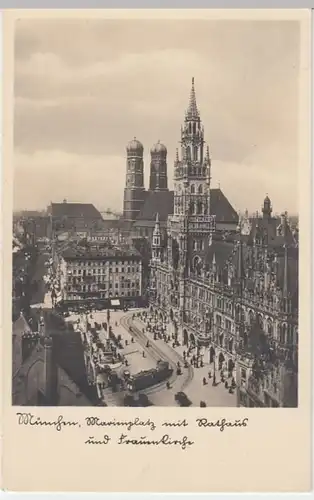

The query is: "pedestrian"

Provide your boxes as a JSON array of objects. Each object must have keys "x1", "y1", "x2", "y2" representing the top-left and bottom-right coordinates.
[
  {"x1": 142, "y1": 351, "x2": 145, "y2": 358},
  {"x1": 208, "y1": 371, "x2": 212, "y2": 379},
  {"x1": 225, "y1": 380, "x2": 229, "y2": 389},
  {"x1": 203, "y1": 377, "x2": 207, "y2": 385}
]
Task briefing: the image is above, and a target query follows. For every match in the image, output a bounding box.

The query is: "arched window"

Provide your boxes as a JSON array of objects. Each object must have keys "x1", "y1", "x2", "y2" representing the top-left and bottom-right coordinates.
[
  {"x1": 189, "y1": 123, "x2": 192, "y2": 133},
  {"x1": 249, "y1": 310, "x2": 254, "y2": 325},
  {"x1": 191, "y1": 184, "x2": 195, "y2": 194},
  {"x1": 193, "y1": 122, "x2": 196, "y2": 134},
  {"x1": 198, "y1": 184, "x2": 203, "y2": 194},
  {"x1": 197, "y1": 201, "x2": 202, "y2": 214},
  {"x1": 267, "y1": 318, "x2": 273, "y2": 335}
]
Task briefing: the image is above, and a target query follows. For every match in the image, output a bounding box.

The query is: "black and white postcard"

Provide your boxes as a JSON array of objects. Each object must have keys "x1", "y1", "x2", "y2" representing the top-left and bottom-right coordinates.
[{"x1": 2, "y1": 8, "x2": 312, "y2": 493}]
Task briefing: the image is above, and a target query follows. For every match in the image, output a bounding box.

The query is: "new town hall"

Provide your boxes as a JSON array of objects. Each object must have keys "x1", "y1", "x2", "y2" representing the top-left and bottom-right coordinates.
[{"x1": 122, "y1": 79, "x2": 298, "y2": 408}]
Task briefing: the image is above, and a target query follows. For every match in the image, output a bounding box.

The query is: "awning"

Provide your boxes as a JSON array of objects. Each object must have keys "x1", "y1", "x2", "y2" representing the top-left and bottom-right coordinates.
[{"x1": 110, "y1": 299, "x2": 120, "y2": 306}]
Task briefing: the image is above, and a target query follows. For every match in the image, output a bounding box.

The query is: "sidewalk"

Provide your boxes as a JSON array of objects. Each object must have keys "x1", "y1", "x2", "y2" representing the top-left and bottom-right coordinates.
[
  {"x1": 67, "y1": 309, "x2": 156, "y2": 376},
  {"x1": 134, "y1": 313, "x2": 237, "y2": 408}
]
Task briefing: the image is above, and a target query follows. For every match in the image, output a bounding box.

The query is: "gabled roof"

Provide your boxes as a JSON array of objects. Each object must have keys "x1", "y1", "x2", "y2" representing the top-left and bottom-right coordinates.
[
  {"x1": 135, "y1": 190, "x2": 174, "y2": 224},
  {"x1": 13, "y1": 313, "x2": 31, "y2": 335},
  {"x1": 134, "y1": 188, "x2": 238, "y2": 226},
  {"x1": 204, "y1": 239, "x2": 235, "y2": 269},
  {"x1": 247, "y1": 216, "x2": 295, "y2": 247},
  {"x1": 276, "y1": 248, "x2": 299, "y2": 298},
  {"x1": 50, "y1": 203, "x2": 103, "y2": 219},
  {"x1": 210, "y1": 188, "x2": 238, "y2": 223}
]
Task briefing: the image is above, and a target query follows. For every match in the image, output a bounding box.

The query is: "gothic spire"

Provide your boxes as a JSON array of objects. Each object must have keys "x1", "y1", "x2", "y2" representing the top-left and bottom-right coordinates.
[
  {"x1": 187, "y1": 77, "x2": 199, "y2": 119},
  {"x1": 236, "y1": 238, "x2": 245, "y2": 282},
  {"x1": 206, "y1": 145, "x2": 210, "y2": 162}
]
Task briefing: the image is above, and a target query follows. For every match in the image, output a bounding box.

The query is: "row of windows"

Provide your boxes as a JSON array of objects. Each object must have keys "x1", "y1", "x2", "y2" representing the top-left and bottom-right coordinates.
[
  {"x1": 67, "y1": 282, "x2": 140, "y2": 292},
  {"x1": 67, "y1": 290, "x2": 140, "y2": 300},
  {"x1": 68, "y1": 277, "x2": 140, "y2": 287},
  {"x1": 68, "y1": 266, "x2": 140, "y2": 275},
  {"x1": 66, "y1": 260, "x2": 139, "y2": 267}
]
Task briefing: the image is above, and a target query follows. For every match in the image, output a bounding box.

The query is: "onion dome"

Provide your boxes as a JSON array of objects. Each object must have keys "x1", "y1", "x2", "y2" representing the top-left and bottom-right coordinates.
[
  {"x1": 126, "y1": 137, "x2": 144, "y2": 154},
  {"x1": 150, "y1": 140, "x2": 167, "y2": 155}
]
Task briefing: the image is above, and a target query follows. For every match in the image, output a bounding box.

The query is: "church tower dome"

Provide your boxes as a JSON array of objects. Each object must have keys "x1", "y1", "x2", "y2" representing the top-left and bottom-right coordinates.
[
  {"x1": 150, "y1": 141, "x2": 167, "y2": 155},
  {"x1": 127, "y1": 137, "x2": 144, "y2": 154},
  {"x1": 149, "y1": 140, "x2": 168, "y2": 191}
]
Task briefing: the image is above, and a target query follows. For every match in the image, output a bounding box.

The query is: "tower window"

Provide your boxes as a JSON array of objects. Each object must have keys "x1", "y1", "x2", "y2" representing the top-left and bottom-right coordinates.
[
  {"x1": 198, "y1": 184, "x2": 203, "y2": 194},
  {"x1": 191, "y1": 184, "x2": 195, "y2": 194}
]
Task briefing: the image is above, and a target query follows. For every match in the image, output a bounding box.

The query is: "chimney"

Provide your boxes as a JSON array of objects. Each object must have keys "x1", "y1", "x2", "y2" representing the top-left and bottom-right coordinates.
[{"x1": 43, "y1": 336, "x2": 58, "y2": 405}]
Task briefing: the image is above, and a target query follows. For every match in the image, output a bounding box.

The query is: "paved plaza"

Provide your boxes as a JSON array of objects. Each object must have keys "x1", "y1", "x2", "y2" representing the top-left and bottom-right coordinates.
[{"x1": 64, "y1": 307, "x2": 237, "y2": 407}]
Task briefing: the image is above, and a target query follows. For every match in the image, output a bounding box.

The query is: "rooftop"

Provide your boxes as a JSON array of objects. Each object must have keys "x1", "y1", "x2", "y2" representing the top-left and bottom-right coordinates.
[
  {"x1": 49, "y1": 202, "x2": 103, "y2": 220},
  {"x1": 61, "y1": 242, "x2": 141, "y2": 260}
]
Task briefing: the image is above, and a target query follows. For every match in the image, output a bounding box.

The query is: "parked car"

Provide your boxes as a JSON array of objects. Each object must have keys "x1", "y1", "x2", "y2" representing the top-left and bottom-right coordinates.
[
  {"x1": 175, "y1": 391, "x2": 192, "y2": 407},
  {"x1": 123, "y1": 394, "x2": 136, "y2": 407},
  {"x1": 137, "y1": 393, "x2": 150, "y2": 407}
]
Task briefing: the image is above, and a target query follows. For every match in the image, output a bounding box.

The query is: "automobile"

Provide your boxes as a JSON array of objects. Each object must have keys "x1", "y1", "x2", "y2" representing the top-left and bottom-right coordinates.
[
  {"x1": 123, "y1": 394, "x2": 136, "y2": 407},
  {"x1": 137, "y1": 393, "x2": 150, "y2": 407},
  {"x1": 174, "y1": 391, "x2": 192, "y2": 407}
]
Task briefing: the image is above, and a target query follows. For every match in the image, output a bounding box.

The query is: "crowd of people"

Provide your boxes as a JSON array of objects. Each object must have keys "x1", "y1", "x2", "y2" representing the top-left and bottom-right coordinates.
[{"x1": 131, "y1": 307, "x2": 237, "y2": 400}]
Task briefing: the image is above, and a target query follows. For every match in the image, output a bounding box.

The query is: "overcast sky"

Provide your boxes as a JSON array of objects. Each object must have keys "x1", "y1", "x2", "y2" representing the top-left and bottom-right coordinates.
[{"x1": 14, "y1": 18, "x2": 300, "y2": 215}]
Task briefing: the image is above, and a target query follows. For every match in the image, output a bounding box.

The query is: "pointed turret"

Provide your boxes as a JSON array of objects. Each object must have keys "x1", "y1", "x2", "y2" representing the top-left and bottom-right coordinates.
[
  {"x1": 187, "y1": 77, "x2": 199, "y2": 119},
  {"x1": 262, "y1": 194, "x2": 272, "y2": 219},
  {"x1": 154, "y1": 211, "x2": 160, "y2": 228},
  {"x1": 212, "y1": 253, "x2": 217, "y2": 274},
  {"x1": 236, "y1": 238, "x2": 245, "y2": 282},
  {"x1": 152, "y1": 212, "x2": 161, "y2": 262}
]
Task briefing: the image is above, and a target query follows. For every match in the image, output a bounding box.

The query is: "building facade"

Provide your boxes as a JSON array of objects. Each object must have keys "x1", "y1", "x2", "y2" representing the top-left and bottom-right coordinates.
[
  {"x1": 149, "y1": 80, "x2": 298, "y2": 408},
  {"x1": 58, "y1": 242, "x2": 143, "y2": 309}
]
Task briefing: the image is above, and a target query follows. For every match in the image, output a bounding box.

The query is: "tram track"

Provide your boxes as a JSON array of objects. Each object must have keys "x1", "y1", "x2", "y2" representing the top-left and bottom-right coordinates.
[{"x1": 120, "y1": 313, "x2": 194, "y2": 396}]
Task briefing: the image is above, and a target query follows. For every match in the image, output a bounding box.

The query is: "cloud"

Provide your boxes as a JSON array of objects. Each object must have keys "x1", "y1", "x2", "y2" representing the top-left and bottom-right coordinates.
[
  {"x1": 14, "y1": 150, "x2": 125, "y2": 212},
  {"x1": 13, "y1": 18, "x2": 300, "y2": 213}
]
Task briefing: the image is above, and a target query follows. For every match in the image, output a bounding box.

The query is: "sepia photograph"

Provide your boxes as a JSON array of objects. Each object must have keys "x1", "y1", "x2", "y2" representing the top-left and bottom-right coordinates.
[{"x1": 12, "y1": 15, "x2": 300, "y2": 410}]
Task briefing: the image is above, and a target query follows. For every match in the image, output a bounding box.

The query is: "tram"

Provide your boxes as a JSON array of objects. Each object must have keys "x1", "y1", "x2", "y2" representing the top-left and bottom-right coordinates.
[{"x1": 127, "y1": 360, "x2": 173, "y2": 392}]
